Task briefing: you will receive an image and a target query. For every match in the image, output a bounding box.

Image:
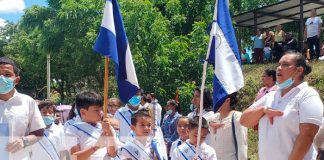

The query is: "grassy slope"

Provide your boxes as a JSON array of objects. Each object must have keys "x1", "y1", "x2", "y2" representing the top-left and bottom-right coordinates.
[{"x1": 239, "y1": 61, "x2": 324, "y2": 159}]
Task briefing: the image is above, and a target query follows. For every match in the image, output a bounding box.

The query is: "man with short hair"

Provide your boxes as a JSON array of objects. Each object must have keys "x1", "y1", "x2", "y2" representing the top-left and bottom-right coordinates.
[{"x1": 0, "y1": 57, "x2": 45, "y2": 159}]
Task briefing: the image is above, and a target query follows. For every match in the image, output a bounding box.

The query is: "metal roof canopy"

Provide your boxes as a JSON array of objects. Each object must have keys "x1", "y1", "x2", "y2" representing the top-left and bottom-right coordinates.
[
  {"x1": 233, "y1": 0, "x2": 324, "y2": 52},
  {"x1": 233, "y1": 0, "x2": 324, "y2": 28}
]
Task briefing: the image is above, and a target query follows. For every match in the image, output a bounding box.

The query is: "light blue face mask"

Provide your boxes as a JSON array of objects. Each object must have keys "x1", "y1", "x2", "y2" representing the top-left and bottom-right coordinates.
[
  {"x1": 128, "y1": 95, "x2": 141, "y2": 107},
  {"x1": 42, "y1": 116, "x2": 55, "y2": 126},
  {"x1": 74, "y1": 108, "x2": 79, "y2": 116},
  {"x1": 190, "y1": 104, "x2": 194, "y2": 112},
  {"x1": 166, "y1": 110, "x2": 173, "y2": 115},
  {"x1": 0, "y1": 75, "x2": 15, "y2": 94},
  {"x1": 115, "y1": 129, "x2": 120, "y2": 139},
  {"x1": 276, "y1": 78, "x2": 294, "y2": 90}
]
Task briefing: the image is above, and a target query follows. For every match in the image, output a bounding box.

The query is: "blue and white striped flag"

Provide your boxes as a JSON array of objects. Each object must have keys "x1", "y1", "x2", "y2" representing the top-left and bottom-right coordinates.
[
  {"x1": 206, "y1": 0, "x2": 244, "y2": 112},
  {"x1": 94, "y1": 0, "x2": 139, "y2": 103}
]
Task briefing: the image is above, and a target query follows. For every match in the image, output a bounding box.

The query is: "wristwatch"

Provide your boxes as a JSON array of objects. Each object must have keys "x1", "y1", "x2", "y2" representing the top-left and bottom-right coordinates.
[{"x1": 21, "y1": 137, "x2": 29, "y2": 148}]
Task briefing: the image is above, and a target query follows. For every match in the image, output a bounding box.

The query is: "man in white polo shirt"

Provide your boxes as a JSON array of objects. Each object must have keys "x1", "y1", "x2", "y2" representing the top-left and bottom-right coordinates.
[
  {"x1": 0, "y1": 57, "x2": 45, "y2": 160},
  {"x1": 305, "y1": 9, "x2": 322, "y2": 60}
]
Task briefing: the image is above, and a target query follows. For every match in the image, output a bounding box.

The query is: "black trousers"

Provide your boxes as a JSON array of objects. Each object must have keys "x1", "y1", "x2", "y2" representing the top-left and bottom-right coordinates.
[
  {"x1": 274, "y1": 42, "x2": 283, "y2": 61},
  {"x1": 307, "y1": 36, "x2": 321, "y2": 60}
]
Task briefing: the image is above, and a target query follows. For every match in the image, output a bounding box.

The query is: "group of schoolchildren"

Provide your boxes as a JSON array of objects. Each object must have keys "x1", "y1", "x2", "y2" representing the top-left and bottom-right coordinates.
[{"x1": 33, "y1": 90, "x2": 217, "y2": 160}]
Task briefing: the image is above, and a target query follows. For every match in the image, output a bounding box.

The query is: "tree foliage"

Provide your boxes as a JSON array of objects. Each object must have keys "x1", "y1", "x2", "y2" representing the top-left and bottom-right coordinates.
[{"x1": 1, "y1": 0, "x2": 282, "y2": 111}]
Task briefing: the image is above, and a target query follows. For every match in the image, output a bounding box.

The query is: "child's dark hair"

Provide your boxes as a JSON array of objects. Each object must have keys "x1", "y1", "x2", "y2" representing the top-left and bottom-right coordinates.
[
  {"x1": 189, "y1": 116, "x2": 209, "y2": 130},
  {"x1": 75, "y1": 91, "x2": 103, "y2": 115},
  {"x1": 142, "y1": 94, "x2": 152, "y2": 103},
  {"x1": 131, "y1": 108, "x2": 152, "y2": 126},
  {"x1": 264, "y1": 69, "x2": 276, "y2": 82},
  {"x1": 228, "y1": 92, "x2": 239, "y2": 110},
  {"x1": 0, "y1": 57, "x2": 21, "y2": 76},
  {"x1": 67, "y1": 102, "x2": 76, "y2": 120},
  {"x1": 194, "y1": 88, "x2": 213, "y2": 111},
  {"x1": 176, "y1": 116, "x2": 190, "y2": 126},
  {"x1": 38, "y1": 100, "x2": 56, "y2": 114}
]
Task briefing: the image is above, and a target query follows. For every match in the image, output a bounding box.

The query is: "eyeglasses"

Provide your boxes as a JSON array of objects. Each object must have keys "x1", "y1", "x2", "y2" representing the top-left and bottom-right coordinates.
[
  {"x1": 276, "y1": 63, "x2": 296, "y2": 69},
  {"x1": 108, "y1": 104, "x2": 119, "y2": 108}
]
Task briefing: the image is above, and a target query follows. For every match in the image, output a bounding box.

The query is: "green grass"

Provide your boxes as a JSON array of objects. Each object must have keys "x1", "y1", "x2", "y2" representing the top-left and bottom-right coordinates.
[{"x1": 239, "y1": 60, "x2": 324, "y2": 159}]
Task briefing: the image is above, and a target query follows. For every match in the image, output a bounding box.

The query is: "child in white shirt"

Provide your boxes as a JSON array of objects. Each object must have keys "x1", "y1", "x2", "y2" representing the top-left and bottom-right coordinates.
[
  {"x1": 170, "y1": 116, "x2": 190, "y2": 159},
  {"x1": 31, "y1": 100, "x2": 67, "y2": 160},
  {"x1": 118, "y1": 109, "x2": 156, "y2": 159},
  {"x1": 65, "y1": 91, "x2": 118, "y2": 160},
  {"x1": 171, "y1": 116, "x2": 217, "y2": 160}
]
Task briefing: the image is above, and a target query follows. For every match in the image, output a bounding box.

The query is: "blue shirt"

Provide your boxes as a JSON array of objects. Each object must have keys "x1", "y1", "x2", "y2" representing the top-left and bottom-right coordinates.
[
  {"x1": 254, "y1": 35, "x2": 264, "y2": 49},
  {"x1": 161, "y1": 112, "x2": 181, "y2": 146}
]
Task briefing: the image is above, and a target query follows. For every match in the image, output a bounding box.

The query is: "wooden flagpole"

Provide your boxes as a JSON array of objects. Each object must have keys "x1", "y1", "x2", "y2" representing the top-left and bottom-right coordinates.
[{"x1": 103, "y1": 57, "x2": 110, "y2": 118}]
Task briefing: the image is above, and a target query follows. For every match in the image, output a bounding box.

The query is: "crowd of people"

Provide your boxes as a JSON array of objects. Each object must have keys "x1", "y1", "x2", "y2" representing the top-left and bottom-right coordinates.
[
  {"x1": 0, "y1": 50, "x2": 323, "y2": 159},
  {"x1": 242, "y1": 9, "x2": 324, "y2": 64}
]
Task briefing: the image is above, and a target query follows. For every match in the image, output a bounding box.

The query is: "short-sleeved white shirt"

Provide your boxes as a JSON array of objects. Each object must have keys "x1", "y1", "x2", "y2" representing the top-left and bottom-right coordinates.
[
  {"x1": 0, "y1": 90, "x2": 45, "y2": 160},
  {"x1": 65, "y1": 121, "x2": 117, "y2": 160},
  {"x1": 306, "y1": 16, "x2": 323, "y2": 38},
  {"x1": 170, "y1": 138, "x2": 186, "y2": 158},
  {"x1": 118, "y1": 138, "x2": 153, "y2": 160},
  {"x1": 250, "y1": 82, "x2": 323, "y2": 160},
  {"x1": 30, "y1": 123, "x2": 65, "y2": 160},
  {"x1": 63, "y1": 115, "x2": 81, "y2": 132},
  {"x1": 114, "y1": 104, "x2": 141, "y2": 143},
  {"x1": 171, "y1": 140, "x2": 217, "y2": 160}
]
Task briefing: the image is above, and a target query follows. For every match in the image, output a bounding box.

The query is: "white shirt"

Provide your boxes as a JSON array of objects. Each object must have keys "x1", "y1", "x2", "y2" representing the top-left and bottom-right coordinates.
[
  {"x1": 171, "y1": 140, "x2": 217, "y2": 160},
  {"x1": 170, "y1": 138, "x2": 186, "y2": 158},
  {"x1": 65, "y1": 122, "x2": 116, "y2": 160},
  {"x1": 250, "y1": 82, "x2": 323, "y2": 160},
  {"x1": 30, "y1": 123, "x2": 65, "y2": 160},
  {"x1": 0, "y1": 90, "x2": 45, "y2": 160},
  {"x1": 306, "y1": 16, "x2": 322, "y2": 38},
  {"x1": 114, "y1": 104, "x2": 141, "y2": 143},
  {"x1": 209, "y1": 111, "x2": 248, "y2": 160},
  {"x1": 118, "y1": 138, "x2": 153, "y2": 160},
  {"x1": 151, "y1": 100, "x2": 162, "y2": 126},
  {"x1": 63, "y1": 115, "x2": 81, "y2": 132}
]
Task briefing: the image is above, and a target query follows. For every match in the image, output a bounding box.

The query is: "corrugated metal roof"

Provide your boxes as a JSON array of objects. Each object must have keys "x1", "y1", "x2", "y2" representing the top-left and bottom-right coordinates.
[{"x1": 233, "y1": 0, "x2": 324, "y2": 28}]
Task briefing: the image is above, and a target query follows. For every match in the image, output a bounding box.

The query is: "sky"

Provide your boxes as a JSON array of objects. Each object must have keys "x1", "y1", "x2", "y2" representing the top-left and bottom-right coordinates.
[{"x1": 0, "y1": 0, "x2": 47, "y2": 27}]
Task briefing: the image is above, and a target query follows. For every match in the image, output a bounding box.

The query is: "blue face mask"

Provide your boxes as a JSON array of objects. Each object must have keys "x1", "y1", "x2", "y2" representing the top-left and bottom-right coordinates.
[
  {"x1": 0, "y1": 75, "x2": 15, "y2": 94},
  {"x1": 276, "y1": 78, "x2": 294, "y2": 90},
  {"x1": 128, "y1": 96, "x2": 141, "y2": 107},
  {"x1": 42, "y1": 116, "x2": 55, "y2": 126}
]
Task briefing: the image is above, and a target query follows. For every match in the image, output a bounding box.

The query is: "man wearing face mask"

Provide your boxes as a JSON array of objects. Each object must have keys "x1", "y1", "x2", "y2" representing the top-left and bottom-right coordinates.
[
  {"x1": 0, "y1": 57, "x2": 45, "y2": 159},
  {"x1": 114, "y1": 93, "x2": 142, "y2": 143}
]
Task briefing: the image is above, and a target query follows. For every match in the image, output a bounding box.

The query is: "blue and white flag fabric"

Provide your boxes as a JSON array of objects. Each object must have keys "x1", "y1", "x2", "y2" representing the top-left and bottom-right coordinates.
[
  {"x1": 94, "y1": 0, "x2": 139, "y2": 103},
  {"x1": 206, "y1": 0, "x2": 244, "y2": 112}
]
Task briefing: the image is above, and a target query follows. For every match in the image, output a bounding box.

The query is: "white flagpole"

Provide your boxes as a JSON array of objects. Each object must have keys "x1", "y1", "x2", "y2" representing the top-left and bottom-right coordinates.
[{"x1": 194, "y1": 0, "x2": 218, "y2": 158}]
